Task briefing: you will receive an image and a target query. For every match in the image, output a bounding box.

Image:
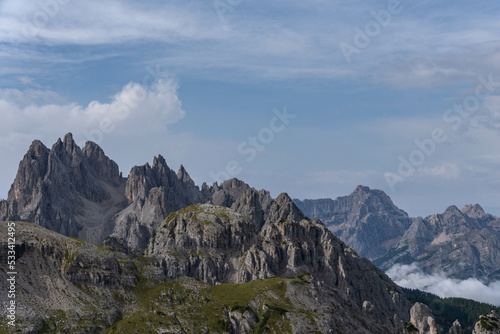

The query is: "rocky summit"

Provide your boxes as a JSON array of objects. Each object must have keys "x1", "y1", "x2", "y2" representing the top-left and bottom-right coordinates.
[{"x1": 294, "y1": 185, "x2": 412, "y2": 261}]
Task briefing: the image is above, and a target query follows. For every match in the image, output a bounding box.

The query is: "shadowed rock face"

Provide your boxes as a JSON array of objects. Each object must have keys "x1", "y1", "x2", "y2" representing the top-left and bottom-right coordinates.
[
  {"x1": 0, "y1": 134, "x2": 126, "y2": 243},
  {"x1": 295, "y1": 185, "x2": 412, "y2": 260}
]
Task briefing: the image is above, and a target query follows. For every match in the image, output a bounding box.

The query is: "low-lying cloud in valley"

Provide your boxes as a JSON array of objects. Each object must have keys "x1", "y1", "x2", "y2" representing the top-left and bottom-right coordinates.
[{"x1": 387, "y1": 263, "x2": 500, "y2": 306}]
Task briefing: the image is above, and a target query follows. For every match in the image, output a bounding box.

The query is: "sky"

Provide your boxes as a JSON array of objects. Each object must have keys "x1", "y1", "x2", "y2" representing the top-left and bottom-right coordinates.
[{"x1": 1, "y1": 0, "x2": 500, "y2": 217}]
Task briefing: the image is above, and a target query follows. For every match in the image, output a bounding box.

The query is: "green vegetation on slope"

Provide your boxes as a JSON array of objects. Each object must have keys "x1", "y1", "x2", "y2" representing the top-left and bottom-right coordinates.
[{"x1": 106, "y1": 274, "x2": 313, "y2": 334}]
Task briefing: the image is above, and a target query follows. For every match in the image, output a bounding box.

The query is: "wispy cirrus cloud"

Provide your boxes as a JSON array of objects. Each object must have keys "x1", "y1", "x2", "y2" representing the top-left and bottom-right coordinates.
[{"x1": 1, "y1": 0, "x2": 500, "y2": 84}]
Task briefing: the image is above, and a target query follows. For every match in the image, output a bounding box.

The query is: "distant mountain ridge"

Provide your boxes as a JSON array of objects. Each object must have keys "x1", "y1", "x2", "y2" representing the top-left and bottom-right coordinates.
[
  {"x1": 294, "y1": 185, "x2": 412, "y2": 261},
  {"x1": 295, "y1": 188, "x2": 500, "y2": 283},
  {"x1": 376, "y1": 204, "x2": 500, "y2": 282}
]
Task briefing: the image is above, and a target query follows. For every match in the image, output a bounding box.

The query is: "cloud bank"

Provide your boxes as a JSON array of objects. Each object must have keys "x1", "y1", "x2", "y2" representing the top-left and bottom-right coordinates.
[
  {"x1": 387, "y1": 263, "x2": 500, "y2": 306},
  {"x1": 0, "y1": 78, "x2": 184, "y2": 147}
]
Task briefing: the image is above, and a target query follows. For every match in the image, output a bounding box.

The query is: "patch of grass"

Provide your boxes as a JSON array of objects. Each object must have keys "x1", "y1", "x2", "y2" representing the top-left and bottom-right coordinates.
[{"x1": 210, "y1": 277, "x2": 288, "y2": 308}]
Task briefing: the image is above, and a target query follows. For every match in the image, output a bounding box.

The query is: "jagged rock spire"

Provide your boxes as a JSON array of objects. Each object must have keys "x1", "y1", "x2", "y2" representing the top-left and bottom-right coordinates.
[
  {"x1": 267, "y1": 193, "x2": 305, "y2": 223},
  {"x1": 177, "y1": 164, "x2": 194, "y2": 186}
]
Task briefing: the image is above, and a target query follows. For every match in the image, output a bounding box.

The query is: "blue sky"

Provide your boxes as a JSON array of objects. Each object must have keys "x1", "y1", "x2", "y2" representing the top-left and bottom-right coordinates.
[{"x1": 2, "y1": 0, "x2": 500, "y2": 217}]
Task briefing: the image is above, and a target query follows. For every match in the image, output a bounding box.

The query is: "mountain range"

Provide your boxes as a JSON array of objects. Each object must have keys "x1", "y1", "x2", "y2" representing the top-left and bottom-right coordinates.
[
  {"x1": 1, "y1": 133, "x2": 499, "y2": 333},
  {"x1": 294, "y1": 188, "x2": 500, "y2": 283}
]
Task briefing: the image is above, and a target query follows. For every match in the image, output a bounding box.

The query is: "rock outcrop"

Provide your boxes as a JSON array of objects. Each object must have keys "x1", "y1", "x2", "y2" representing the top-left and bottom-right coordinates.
[
  {"x1": 449, "y1": 320, "x2": 464, "y2": 334},
  {"x1": 410, "y1": 302, "x2": 439, "y2": 334},
  {"x1": 103, "y1": 155, "x2": 207, "y2": 254},
  {"x1": 473, "y1": 311, "x2": 500, "y2": 334},
  {"x1": 295, "y1": 185, "x2": 412, "y2": 260}
]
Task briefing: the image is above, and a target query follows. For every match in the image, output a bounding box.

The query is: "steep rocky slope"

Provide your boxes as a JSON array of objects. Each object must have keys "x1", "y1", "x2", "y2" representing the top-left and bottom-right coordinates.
[
  {"x1": 375, "y1": 205, "x2": 500, "y2": 282},
  {"x1": 1, "y1": 205, "x2": 412, "y2": 333},
  {"x1": 145, "y1": 194, "x2": 412, "y2": 332},
  {"x1": 294, "y1": 186, "x2": 412, "y2": 260}
]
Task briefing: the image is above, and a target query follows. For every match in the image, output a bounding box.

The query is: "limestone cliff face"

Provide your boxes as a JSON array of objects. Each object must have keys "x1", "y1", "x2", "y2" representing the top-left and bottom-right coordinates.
[
  {"x1": 0, "y1": 134, "x2": 126, "y2": 244},
  {"x1": 147, "y1": 194, "x2": 411, "y2": 333},
  {"x1": 410, "y1": 303, "x2": 439, "y2": 334},
  {"x1": 378, "y1": 205, "x2": 500, "y2": 282},
  {"x1": 448, "y1": 320, "x2": 464, "y2": 334},
  {"x1": 103, "y1": 155, "x2": 207, "y2": 254},
  {"x1": 295, "y1": 185, "x2": 412, "y2": 260},
  {"x1": 104, "y1": 174, "x2": 273, "y2": 255}
]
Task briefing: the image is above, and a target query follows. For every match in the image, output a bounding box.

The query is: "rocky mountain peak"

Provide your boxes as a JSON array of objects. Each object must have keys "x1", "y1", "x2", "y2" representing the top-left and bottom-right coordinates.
[
  {"x1": 28, "y1": 139, "x2": 49, "y2": 156},
  {"x1": 152, "y1": 154, "x2": 168, "y2": 170},
  {"x1": 462, "y1": 204, "x2": 487, "y2": 219},
  {"x1": 354, "y1": 184, "x2": 371, "y2": 193},
  {"x1": 177, "y1": 164, "x2": 195, "y2": 186},
  {"x1": 83, "y1": 141, "x2": 121, "y2": 184},
  {"x1": 444, "y1": 205, "x2": 463, "y2": 216},
  {"x1": 295, "y1": 186, "x2": 411, "y2": 260},
  {"x1": 0, "y1": 134, "x2": 128, "y2": 243},
  {"x1": 267, "y1": 192, "x2": 305, "y2": 223},
  {"x1": 51, "y1": 132, "x2": 80, "y2": 159},
  {"x1": 12, "y1": 139, "x2": 50, "y2": 195}
]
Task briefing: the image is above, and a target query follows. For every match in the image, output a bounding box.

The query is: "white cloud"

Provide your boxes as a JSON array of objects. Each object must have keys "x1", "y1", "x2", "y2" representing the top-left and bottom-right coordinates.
[
  {"x1": 387, "y1": 263, "x2": 500, "y2": 306},
  {"x1": 417, "y1": 163, "x2": 460, "y2": 180},
  {"x1": 0, "y1": 0, "x2": 225, "y2": 45},
  {"x1": 0, "y1": 78, "x2": 185, "y2": 149}
]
